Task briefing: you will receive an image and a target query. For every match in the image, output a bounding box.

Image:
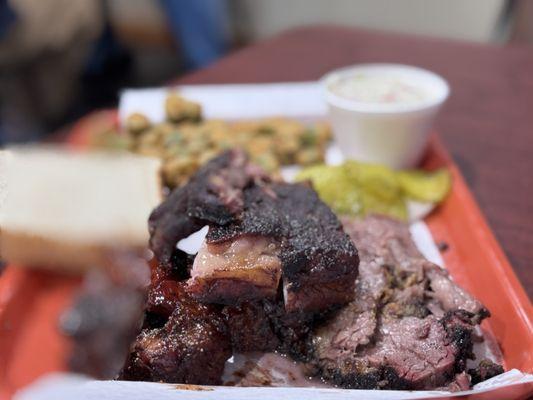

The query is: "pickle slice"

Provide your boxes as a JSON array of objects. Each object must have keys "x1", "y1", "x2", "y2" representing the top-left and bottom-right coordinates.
[
  {"x1": 296, "y1": 163, "x2": 407, "y2": 220},
  {"x1": 398, "y1": 168, "x2": 451, "y2": 203},
  {"x1": 296, "y1": 161, "x2": 450, "y2": 221},
  {"x1": 343, "y1": 161, "x2": 401, "y2": 202},
  {"x1": 296, "y1": 165, "x2": 362, "y2": 215}
]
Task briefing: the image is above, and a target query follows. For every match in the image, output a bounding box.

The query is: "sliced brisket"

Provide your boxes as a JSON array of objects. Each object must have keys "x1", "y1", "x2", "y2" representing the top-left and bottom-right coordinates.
[
  {"x1": 341, "y1": 215, "x2": 489, "y2": 322},
  {"x1": 310, "y1": 215, "x2": 497, "y2": 390},
  {"x1": 313, "y1": 310, "x2": 477, "y2": 390}
]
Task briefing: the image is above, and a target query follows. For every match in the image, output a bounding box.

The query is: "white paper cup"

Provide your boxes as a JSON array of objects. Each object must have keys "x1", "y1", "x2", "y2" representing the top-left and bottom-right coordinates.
[{"x1": 322, "y1": 64, "x2": 449, "y2": 169}]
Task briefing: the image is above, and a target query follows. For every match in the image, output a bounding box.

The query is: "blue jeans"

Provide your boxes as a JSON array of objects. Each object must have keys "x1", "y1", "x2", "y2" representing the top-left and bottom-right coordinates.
[{"x1": 159, "y1": 0, "x2": 230, "y2": 70}]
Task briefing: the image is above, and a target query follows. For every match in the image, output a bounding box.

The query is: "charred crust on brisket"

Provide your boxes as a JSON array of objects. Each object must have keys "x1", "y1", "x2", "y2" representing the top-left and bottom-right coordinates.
[
  {"x1": 306, "y1": 216, "x2": 500, "y2": 390},
  {"x1": 441, "y1": 310, "x2": 476, "y2": 372}
]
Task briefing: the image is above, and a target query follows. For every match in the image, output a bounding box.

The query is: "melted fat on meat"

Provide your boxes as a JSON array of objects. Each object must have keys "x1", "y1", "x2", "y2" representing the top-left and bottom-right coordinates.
[{"x1": 188, "y1": 235, "x2": 282, "y2": 304}]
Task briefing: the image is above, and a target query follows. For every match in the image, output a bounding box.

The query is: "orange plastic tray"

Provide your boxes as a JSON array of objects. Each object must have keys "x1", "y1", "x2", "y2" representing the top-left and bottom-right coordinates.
[{"x1": 0, "y1": 111, "x2": 531, "y2": 399}]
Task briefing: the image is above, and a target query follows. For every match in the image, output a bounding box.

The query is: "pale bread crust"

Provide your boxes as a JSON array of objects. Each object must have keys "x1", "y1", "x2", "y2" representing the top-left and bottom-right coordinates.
[
  {"x1": 0, "y1": 229, "x2": 147, "y2": 273},
  {"x1": 0, "y1": 148, "x2": 162, "y2": 272}
]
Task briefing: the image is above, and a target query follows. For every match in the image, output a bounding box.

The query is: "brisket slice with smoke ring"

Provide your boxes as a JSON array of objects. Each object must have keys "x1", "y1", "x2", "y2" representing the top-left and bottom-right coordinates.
[
  {"x1": 309, "y1": 215, "x2": 496, "y2": 390},
  {"x1": 313, "y1": 310, "x2": 477, "y2": 390},
  {"x1": 341, "y1": 215, "x2": 489, "y2": 322}
]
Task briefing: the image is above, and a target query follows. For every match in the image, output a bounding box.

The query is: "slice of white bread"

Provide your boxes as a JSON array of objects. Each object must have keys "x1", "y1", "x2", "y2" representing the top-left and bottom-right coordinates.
[{"x1": 0, "y1": 147, "x2": 162, "y2": 272}]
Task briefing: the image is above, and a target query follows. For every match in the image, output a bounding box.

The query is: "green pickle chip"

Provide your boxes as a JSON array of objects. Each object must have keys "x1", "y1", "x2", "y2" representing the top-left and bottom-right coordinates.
[
  {"x1": 296, "y1": 165, "x2": 362, "y2": 215},
  {"x1": 398, "y1": 168, "x2": 451, "y2": 203},
  {"x1": 343, "y1": 161, "x2": 401, "y2": 202},
  {"x1": 296, "y1": 161, "x2": 451, "y2": 220}
]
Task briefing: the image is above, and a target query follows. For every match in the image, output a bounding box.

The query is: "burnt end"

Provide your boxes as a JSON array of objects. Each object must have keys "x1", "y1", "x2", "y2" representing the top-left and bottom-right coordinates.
[
  {"x1": 149, "y1": 150, "x2": 261, "y2": 267},
  {"x1": 186, "y1": 150, "x2": 252, "y2": 224},
  {"x1": 468, "y1": 359, "x2": 504, "y2": 385},
  {"x1": 121, "y1": 322, "x2": 230, "y2": 384},
  {"x1": 222, "y1": 301, "x2": 279, "y2": 352},
  {"x1": 150, "y1": 151, "x2": 358, "y2": 312},
  {"x1": 205, "y1": 185, "x2": 286, "y2": 244},
  {"x1": 121, "y1": 282, "x2": 231, "y2": 384},
  {"x1": 275, "y1": 183, "x2": 358, "y2": 280},
  {"x1": 274, "y1": 183, "x2": 359, "y2": 312},
  {"x1": 206, "y1": 183, "x2": 359, "y2": 312}
]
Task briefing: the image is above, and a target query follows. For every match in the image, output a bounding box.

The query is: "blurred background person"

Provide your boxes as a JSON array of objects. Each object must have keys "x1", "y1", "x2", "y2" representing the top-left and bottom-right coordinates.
[
  {"x1": 0, "y1": 0, "x2": 230, "y2": 144},
  {"x1": 0, "y1": 0, "x2": 104, "y2": 143},
  {"x1": 0, "y1": 0, "x2": 532, "y2": 144}
]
